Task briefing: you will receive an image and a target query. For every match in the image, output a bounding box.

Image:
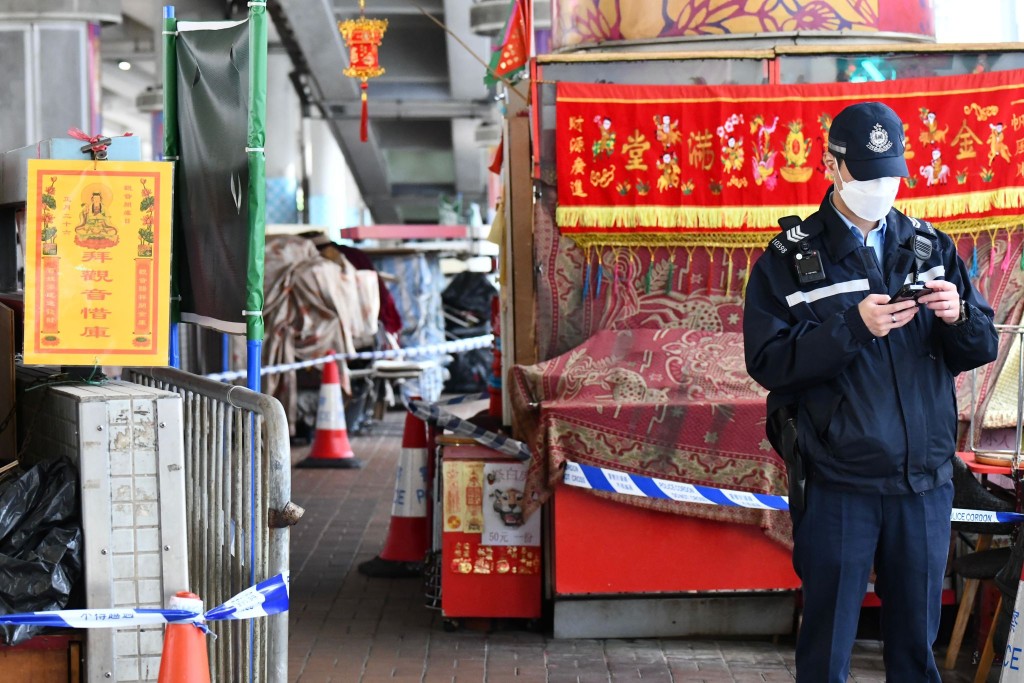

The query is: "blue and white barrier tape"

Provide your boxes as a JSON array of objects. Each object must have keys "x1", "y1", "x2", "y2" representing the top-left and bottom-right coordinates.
[
  {"x1": 950, "y1": 509, "x2": 1024, "y2": 525},
  {"x1": 0, "y1": 573, "x2": 289, "y2": 630},
  {"x1": 404, "y1": 394, "x2": 532, "y2": 462},
  {"x1": 564, "y1": 461, "x2": 788, "y2": 510},
  {"x1": 205, "y1": 335, "x2": 494, "y2": 382},
  {"x1": 564, "y1": 461, "x2": 1024, "y2": 524}
]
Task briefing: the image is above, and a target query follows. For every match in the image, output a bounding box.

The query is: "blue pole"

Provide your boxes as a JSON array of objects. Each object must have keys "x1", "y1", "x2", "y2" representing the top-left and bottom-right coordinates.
[
  {"x1": 246, "y1": 337, "x2": 260, "y2": 682},
  {"x1": 169, "y1": 323, "x2": 180, "y2": 368},
  {"x1": 165, "y1": 5, "x2": 177, "y2": 369},
  {"x1": 245, "y1": 338, "x2": 260, "y2": 585},
  {"x1": 222, "y1": 333, "x2": 230, "y2": 373},
  {"x1": 246, "y1": 339, "x2": 261, "y2": 393}
]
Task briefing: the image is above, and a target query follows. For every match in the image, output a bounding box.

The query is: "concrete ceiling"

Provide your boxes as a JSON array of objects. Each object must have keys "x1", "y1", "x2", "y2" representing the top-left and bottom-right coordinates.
[{"x1": 99, "y1": 0, "x2": 512, "y2": 224}]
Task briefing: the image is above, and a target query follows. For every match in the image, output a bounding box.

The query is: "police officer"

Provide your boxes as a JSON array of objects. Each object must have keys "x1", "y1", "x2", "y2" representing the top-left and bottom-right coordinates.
[{"x1": 743, "y1": 101, "x2": 998, "y2": 682}]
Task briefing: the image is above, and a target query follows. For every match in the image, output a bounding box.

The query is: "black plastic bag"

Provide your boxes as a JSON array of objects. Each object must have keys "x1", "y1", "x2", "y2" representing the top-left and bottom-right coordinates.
[
  {"x1": 0, "y1": 458, "x2": 82, "y2": 645},
  {"x1": 444, "y1": 348, "x2": 493, "y2": 394},
  {"x1": 441, "y1": 274, "x2": 496, "y2": 395},
  {"x1": 442, "y1": 272, "x2": 497, "y2": 324}
]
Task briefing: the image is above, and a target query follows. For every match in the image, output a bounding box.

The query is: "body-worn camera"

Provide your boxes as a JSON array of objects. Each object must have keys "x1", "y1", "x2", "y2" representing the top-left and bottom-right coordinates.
[
  {"x1": 888, "y1": 283, "x2": 933, "y2": 304},
  {"x1": 794, "y1": 249, "x2": 825, "y2": 284}
]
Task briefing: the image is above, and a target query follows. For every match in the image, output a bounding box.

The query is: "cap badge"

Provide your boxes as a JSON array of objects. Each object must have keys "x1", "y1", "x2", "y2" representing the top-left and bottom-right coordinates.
[{"x1": 866, "y1": 123, "x2": 893, "y2": 154}]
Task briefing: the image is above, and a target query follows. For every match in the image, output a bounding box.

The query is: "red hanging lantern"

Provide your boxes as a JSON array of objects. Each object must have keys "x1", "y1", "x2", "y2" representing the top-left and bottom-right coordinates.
[{"x1": 339, "y1": 1, "x2": 387, "y2": 143}]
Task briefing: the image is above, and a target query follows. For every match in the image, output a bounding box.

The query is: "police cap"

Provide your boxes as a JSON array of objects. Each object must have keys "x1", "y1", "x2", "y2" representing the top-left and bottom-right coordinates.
[{"x1": 827, "y1": 101, "x2": 909, "y2": 180}]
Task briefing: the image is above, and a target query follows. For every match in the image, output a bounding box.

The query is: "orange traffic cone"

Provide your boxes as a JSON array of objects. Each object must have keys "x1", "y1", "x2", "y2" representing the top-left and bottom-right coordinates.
[
  {"x1": 358, "y1": 404, "x2": 430, "y2": 577},
  {"x1": 157, "y1": 592, "x2": 211, "y2": 683},
  {"x1": 297, "y1": 353, "x2": 362, "y2": 469}
]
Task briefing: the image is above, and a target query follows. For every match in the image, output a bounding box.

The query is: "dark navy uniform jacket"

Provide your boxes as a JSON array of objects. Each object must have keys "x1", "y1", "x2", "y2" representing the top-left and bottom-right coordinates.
[{"x1": 743, "y1": 189, "x2": 999, "y2": 495}]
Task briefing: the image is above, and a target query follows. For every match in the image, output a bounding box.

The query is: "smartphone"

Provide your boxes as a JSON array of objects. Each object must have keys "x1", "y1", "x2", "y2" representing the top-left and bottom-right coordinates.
[{"x1": 888, "y1": 283, "x2": 933, "y2": 304}]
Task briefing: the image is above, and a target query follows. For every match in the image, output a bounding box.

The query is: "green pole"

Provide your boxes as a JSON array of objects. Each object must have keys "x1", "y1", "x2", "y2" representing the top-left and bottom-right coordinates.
[
  {"x1": 163, "y1": 5, "x2": 181, "y2": 366},
  {"x1": 246, "y1": 14, "x2": 269, "y2": 679},
  {"x1": 246, "y1": 2, "x2": 267, "y2": 347}
]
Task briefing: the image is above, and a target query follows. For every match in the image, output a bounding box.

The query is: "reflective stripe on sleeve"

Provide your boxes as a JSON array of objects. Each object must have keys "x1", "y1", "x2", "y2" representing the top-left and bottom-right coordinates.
[
  {"x1": 904, "y1": 265, "x2": 946, "y2": 284},
  {"x1": 785, "y1": 279, "x2": 870, "y2": 308}
]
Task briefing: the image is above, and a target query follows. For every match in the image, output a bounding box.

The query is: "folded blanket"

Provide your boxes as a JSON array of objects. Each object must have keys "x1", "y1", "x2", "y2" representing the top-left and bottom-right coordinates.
[{"x1": 511, "y1": 327, "x2": 792, "y2": 548}]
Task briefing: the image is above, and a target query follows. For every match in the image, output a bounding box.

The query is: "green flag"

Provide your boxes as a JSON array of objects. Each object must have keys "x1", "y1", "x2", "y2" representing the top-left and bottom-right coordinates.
[{"x1": 484, "y1": 0, "x2": 529, "y2": 87}]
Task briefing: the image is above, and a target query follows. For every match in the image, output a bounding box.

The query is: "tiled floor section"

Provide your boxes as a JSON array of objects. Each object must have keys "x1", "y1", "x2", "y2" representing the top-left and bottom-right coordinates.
[{"x1": 288, "y1": 404, "x2": 989, "y2": 682}]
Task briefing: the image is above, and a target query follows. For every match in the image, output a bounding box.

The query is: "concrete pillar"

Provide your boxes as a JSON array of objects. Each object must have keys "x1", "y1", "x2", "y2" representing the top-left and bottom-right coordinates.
[
  {"x1": 0, "y1": 0, "x2": 119, "y2": 153},
  {"x1": 265, "y1": 51, "x2": 302, "y2": 225},
  {"x1": 306, "y1": 118, "x2": 365, "y2": 237}
]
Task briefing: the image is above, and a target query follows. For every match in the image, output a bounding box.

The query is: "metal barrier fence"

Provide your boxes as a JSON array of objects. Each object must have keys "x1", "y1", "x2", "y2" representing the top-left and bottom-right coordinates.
[
  {"x1": 127, "y1": 366, "x2": 291, "y2": 683},
  {"x1": 967, "y1": 324, "x2": 1024, "y2": 469}
]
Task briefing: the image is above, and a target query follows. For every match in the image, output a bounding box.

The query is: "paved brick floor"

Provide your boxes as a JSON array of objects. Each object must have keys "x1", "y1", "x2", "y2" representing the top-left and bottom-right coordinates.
[{"x1": 287, "y1": 403, "x2": 989, "y2": 683}]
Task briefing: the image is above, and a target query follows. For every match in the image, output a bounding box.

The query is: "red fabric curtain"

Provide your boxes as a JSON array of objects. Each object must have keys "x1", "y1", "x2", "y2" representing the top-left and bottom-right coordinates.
[{"x1": 556, "y1": 69, "x2": 1024, "y2": 248}]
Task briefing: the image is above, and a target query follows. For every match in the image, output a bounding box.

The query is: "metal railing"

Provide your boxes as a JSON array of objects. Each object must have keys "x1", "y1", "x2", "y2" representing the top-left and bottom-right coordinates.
[
  {"x1": 127, "y1": 366, "x2": 291, "y2": 683},
  {"x1": 968, "y1": 324, "x2": 1024, "y2": 469}
]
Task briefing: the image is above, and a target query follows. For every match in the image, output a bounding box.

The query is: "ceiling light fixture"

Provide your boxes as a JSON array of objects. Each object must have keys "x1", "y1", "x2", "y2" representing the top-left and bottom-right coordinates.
[{"x1": 118, "y1": 61, "x2": 132, "y2": 71}]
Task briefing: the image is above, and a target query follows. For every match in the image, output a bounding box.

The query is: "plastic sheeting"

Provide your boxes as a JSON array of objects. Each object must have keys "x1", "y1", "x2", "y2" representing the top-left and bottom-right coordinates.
[
  {"x1": 372, "y1": 253, "x2": 447, "y2": 402},
  {"x1": 173, "y1": 20, "x2": 253, "y2": 335}
]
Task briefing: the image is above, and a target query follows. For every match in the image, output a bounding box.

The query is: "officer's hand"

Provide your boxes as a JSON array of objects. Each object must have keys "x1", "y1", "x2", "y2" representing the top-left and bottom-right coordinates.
[
  {"x1": 858, "y1": 293, "x2": 919, "y2": 337},
  {"x1": 917, "y1": 280, "x2": 961, "y2": 324}
]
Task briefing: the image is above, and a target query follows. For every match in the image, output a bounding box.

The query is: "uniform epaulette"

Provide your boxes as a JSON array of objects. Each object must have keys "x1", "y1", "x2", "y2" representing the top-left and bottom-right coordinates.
[
  {"x1": 767, "y1": 214, "x2": 823, "y2": 257},
  {"x1": 906, "y1": 215, "x2": 938, "y2": 239}
]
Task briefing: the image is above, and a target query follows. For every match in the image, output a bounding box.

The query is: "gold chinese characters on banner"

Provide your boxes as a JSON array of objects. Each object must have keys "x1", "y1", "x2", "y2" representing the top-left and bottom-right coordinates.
[{"x1": 23, "y1": 160, "x2": 173, "y2": 366}]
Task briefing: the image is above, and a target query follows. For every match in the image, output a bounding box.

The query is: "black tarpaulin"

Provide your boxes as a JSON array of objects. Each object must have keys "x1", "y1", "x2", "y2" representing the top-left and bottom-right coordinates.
[{"x1": 174, "y1": 21, "x2": 251, "y2": 334}]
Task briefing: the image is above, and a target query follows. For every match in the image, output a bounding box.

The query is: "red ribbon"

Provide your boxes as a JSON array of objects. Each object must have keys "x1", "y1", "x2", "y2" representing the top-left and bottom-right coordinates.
[
  {"x1": 67, "y1": 128, "x2": 133, "y2": 154},
  {"x1": 360, "y1": 82, "x2": 369, "y2": 143}
]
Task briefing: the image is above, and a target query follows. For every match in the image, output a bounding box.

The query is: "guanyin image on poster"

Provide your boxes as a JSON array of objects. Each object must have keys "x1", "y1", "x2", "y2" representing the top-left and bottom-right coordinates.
[{"x1": 482, "y1": 462, "x2": 540, "y2": 547}]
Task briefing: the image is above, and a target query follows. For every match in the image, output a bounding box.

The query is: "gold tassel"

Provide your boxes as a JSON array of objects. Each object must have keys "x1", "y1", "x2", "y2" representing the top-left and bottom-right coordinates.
[
  {"x1": 626, "y1": 246, "x2": 640, "y2": 292},
  {"x1": 679, "y1": 246, "x2": 692, "y2": 293},
  {"x1": 741, "y1": 247, "x2": 755, "y2": 296},
  {"x1": 585, "y1": 245, "x2": 593, "y2": 299},
  {"x1": 666, "y1": 249, "x2": 675, "y2": 294},
  {"x1": 725, "y1": 247, "x2": 735, "y2": 297},
  {"x1": 644, "y1": 246, "x2": 655, "y2": 294},
  {"x1": 987, "y1": 229, "x2": 999, "y2": 277},
  {"x1": 557, "y1": 193, "x2": 1024, "y2": 244}
]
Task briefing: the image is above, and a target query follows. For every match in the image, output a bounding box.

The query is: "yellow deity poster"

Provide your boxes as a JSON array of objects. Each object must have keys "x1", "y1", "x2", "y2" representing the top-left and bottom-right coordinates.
[{"x1": 23, "y1": 160, "x2": 174, "y2": 366}]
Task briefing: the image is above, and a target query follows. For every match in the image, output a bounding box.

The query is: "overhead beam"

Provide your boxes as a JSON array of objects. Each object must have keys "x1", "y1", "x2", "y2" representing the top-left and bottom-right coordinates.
[
  {"x1": 275, "y1": 0, "x2": 358, "y2": 104},
  {"x1": 332, "y1": 0, "x2": 444, "y2": 16},
  {"x1": 470, "y1": 0, "x2": 552, "y2": 36},
  {"x1": 101, "y1": 40, "x2": 156, "y2": 63},
  {"x1": 0, "y1": 0, "x2": 120, "y2": 23},
  {"x1": 120, "y1": 0, "x2": 222, "y2": 27},
  {"x1": 326, "y1": 98, "x2": 493, "y2": 120}
]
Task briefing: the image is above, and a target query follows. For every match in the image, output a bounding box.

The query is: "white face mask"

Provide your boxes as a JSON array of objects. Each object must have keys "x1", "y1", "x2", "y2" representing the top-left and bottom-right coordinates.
[{"x1": 834, "y1": 169, "x2": 901, "y2": 222}]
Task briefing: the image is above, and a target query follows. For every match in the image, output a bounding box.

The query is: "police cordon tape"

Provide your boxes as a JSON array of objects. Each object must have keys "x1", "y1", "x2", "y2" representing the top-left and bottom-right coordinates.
[
  {"x1": 563, "y1": 461, "x2": 1024, "y2": 524},
  {"x1": 204, "y1": 335, "x2": 495, "y2": 383},
  {"x1": 0, "y1": 573, "x2": 289, "y2": 631},
  {"x1": 404, "y1": 393, "x2": 531, "y2": 462},
  {"x1": 402, "y1": 395, "x2": 1024, "y2": 525}
]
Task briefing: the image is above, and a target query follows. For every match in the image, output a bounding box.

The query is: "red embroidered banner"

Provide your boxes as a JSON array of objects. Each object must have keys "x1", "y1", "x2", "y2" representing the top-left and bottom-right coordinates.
[{"x1": 556, "y1": 69, "x2": 1024, "y2": 248}]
